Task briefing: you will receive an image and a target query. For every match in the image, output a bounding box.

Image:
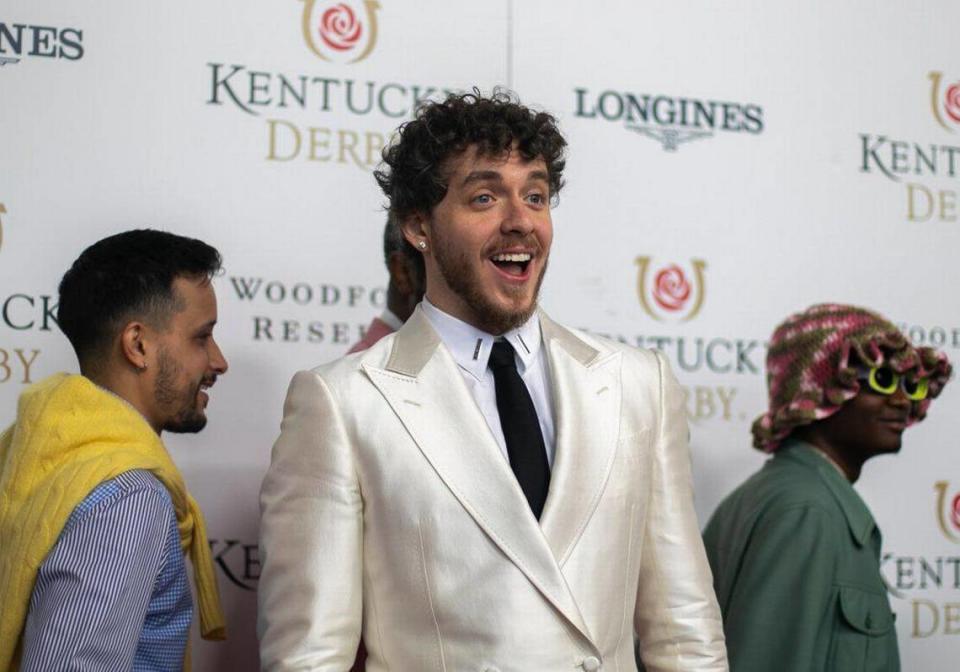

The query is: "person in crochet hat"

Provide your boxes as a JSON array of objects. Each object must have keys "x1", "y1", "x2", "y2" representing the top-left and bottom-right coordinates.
[{"x1": 703, "y1": 303, "x2": 951, "y2": 672}]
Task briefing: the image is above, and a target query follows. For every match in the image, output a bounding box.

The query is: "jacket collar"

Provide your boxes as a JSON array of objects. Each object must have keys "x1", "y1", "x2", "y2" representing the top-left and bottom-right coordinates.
[
  {"x1": 419, "y1": 298, "x2": 544, "y2": 381},
  {"x1": 778, "y1": 439, "x2": 877, "y2": 547},
  {"x1": 383, "y1": 305, "x2": 591, "y2": 375}
]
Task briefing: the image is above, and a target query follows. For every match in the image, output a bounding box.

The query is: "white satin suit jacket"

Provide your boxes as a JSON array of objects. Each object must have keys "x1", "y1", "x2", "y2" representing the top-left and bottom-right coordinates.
[{"x1": 258, "y1": 308, "x2": 727, "y2": 672}]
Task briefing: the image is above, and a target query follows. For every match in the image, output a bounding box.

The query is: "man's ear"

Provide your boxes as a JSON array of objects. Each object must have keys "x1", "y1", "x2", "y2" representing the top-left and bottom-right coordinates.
[
  {"x1": 119, "y1": 321, "x2": 149, "y2": 371},
  {"x1": 400, "y1": 212, "x2": 430, "y2": 252}
]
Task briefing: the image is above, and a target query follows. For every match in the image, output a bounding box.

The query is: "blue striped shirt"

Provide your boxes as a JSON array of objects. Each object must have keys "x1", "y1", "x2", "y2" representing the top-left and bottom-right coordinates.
[{"x1": 20, "y1": 470, "x2": 192, "y2": 671}]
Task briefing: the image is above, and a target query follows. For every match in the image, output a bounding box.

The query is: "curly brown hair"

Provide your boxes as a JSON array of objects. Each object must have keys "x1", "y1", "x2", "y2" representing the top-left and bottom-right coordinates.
[{"x1": 374, "y1": 89, "x2": 567, "y2": 220}]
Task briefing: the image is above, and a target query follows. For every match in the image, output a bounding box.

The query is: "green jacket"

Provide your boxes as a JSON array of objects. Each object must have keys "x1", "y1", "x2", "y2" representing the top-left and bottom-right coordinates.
[{"x1": 702, "y1": 441, "x2": 899, "y2": 672}]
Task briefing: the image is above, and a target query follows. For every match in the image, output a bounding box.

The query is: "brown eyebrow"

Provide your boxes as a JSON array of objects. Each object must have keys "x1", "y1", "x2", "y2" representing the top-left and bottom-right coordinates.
[
  {"x1": 461, "y1": 170, "x2": 502, "y2": 186},
  {"x1": 193, "y1": 319, "x2": 217, "y2": 335},
  {"x1": 460, "y1": 169, "x2": 551, "y2": 187}
]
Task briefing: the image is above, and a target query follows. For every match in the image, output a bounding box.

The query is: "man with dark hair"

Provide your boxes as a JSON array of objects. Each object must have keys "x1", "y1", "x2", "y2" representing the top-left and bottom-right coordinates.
[
  {"x1": 259, "y1": 91, "x2": 727, "y2": 671},
  {"x1": 703, "y1": 303, "x2": 952, "y2": 672},
  {"x1": 0, "y1": 229, "x2": 229, "y2": 671},
  {"x1": 348, "y1": 214, "x2": 426, "y2": 354}
]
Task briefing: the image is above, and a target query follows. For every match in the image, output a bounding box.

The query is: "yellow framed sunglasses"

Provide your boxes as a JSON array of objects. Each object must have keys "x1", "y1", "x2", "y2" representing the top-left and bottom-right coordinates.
[{"x1": 856, "y1": 365, "x2": 929, "y2": 401}]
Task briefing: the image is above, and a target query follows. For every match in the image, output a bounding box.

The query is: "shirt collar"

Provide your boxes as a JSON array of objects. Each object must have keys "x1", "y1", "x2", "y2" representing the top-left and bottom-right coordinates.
[
  {"x1": 778, "y1": 439, "x2": 878, "y2": 548},
  {"x1": 810, "y1": 445, "x2": 847, "y2": 478},
  {"x1": 378, "y1": 308, "x2": 404, "y2": 332},
  {"x1": 421, "y1": 297, "x2": 542, "y2": 381}
]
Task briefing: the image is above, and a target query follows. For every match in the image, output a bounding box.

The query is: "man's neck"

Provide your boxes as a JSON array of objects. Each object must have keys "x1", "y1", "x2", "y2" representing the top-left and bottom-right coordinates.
[
  {"x1": 422, "y1": 296, "x2": 541, "y2": 338},
  {"x1": 792, "y1": 430, "x2": 862, "y2": 482},
  {"x1": 84, "y1": 368, "x2": 162, "y2": 435},
  {"x1": 809, "y1": 446, "x2": 849, "y2": 479}
]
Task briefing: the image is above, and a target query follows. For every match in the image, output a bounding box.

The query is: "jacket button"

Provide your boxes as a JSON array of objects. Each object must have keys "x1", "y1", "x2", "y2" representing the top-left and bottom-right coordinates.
[{"x1": 582, "y1": 657, "x2": 601, "y2": 671}]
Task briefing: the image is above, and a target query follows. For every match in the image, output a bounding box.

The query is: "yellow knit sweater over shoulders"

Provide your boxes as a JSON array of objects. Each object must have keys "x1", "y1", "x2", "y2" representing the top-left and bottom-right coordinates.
[{"x1": 0, "y1": 373, "x2": 225, "y2": 670}]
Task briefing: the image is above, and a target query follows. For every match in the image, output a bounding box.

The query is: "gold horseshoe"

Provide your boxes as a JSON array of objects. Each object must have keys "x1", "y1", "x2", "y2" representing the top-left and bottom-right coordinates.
[{"x1": 635, "y1": 256, "x2": 662, "y2": 322}]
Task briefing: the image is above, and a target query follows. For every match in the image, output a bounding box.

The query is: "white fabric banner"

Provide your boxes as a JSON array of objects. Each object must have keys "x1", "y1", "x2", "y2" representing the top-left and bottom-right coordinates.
[{"x1": 2, "y1": 1, "x2": 957, "y2": 668}]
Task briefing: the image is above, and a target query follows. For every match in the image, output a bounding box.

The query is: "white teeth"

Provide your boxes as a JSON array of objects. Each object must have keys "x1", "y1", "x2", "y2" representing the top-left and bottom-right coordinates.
[{"x1": 492, "y1": 253, "x2": 532, "y2": 262}]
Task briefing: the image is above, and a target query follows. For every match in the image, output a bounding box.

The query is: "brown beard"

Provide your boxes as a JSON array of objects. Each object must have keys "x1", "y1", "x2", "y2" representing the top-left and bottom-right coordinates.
[
  {"x1": 154, "y1": 348, "x2": 208, "y2": 434},
  {"x1": 430, "y1": 227, "x2": 548, "y2": 335}
]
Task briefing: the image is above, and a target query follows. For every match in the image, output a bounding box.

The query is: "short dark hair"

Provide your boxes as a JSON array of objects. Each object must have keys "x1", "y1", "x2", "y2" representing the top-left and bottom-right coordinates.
[
  {"x1": 374, "y1": 89, "x2": 567, "y2": 220},
  {"x1": 58, "y1": 229, "x2": 222, "y2": 365}
]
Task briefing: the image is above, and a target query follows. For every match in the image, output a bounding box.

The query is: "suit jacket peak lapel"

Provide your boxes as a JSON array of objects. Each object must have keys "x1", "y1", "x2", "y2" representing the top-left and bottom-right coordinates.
[
  {"x1": 539, "y1": 312, "x2": 623, "y2": 567},
  {"x1": 538, "y1": 310, "x2": 606, "y2": 369},
  {"x1": 384, "y1": 306, "x2": 442, "y2": 377}
]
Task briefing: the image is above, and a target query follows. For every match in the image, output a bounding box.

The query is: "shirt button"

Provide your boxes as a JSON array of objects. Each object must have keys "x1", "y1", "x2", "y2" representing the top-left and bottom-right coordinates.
[{"x1": 582, "y1": 657, "x2": 601, "y2": 671}]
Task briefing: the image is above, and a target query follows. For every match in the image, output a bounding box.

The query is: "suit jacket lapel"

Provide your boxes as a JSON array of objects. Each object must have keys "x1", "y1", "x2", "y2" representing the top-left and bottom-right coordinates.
[
  {"x1": 538, "y1": 313, "x2": 623, "y2": 567},
  {"x1": 362, "y1": 308, "x2": 596, "y2": 648}
]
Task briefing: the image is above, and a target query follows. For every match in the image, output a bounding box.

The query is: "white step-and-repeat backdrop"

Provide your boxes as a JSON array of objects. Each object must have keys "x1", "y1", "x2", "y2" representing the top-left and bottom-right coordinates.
[{"x1": 2, "y1": 1, "x2": 958, "y2": 669}]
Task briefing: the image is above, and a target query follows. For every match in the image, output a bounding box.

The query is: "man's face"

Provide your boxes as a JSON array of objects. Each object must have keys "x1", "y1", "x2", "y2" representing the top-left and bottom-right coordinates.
[
  {"x1": 148, "y1": 276, "x2": 228, "y2": 433},
  {"x1": 816, "y1": 384, "x2": 912, "y2": 459},
  {"x1": 417, "y1": 146, "x2": 553, "y2": 335}
]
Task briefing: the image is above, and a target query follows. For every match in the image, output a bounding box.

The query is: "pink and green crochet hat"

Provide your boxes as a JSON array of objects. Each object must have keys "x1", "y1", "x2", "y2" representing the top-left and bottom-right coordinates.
[{"x1": 752, "y1": 303, "x2": 952, "y2": 453}]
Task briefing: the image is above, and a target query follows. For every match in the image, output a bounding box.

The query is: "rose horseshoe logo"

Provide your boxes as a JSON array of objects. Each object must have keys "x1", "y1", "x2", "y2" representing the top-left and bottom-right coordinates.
[
  {"x1": 934, "y1": 481, "x2": 960, "y2": 543},
  {"x1": 301, "y1": 0, "x2": 380, "y2": 64},
  {"x1": 635, "y1": 257, "x2": 706, "y2": 322},
  {"x1": 928, "y1": 71, "x2": 960, "y2": 132}
]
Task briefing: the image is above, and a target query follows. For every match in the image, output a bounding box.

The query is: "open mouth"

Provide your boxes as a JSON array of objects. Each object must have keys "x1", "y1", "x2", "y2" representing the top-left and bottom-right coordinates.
[
  {"x1": 489, "y1": 252, "x2": 533, "y2": 278},
  {"x1": 197, "y1": 378, "x2": 216, "y2": 403}
]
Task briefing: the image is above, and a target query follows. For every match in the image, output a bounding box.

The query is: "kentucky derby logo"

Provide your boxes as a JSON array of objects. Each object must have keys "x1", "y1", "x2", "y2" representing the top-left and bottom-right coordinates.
[
  {"x1": 928, "y1": 71, "x2": 960, "y2": 133},
  {"x1": 934, "y1": 481, "x2": 960, "y2": 543},
  {"x1": 300, "y1": 0, "x2": 380, "y2": 64},
  {"x1": 635, "y1": 257, "x2": 706, "y2": 322}
]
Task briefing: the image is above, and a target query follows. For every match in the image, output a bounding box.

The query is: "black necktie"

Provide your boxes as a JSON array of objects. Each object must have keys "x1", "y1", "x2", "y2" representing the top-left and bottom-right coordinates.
[{"x1": 488, "y1": 340, "x2": 550, "y2": 519}]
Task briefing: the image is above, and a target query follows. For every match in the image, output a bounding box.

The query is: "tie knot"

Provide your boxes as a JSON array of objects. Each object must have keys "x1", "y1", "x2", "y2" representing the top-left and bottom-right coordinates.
[{"x1": 488, "y1": 340, "x2": 517, "y2": 372}]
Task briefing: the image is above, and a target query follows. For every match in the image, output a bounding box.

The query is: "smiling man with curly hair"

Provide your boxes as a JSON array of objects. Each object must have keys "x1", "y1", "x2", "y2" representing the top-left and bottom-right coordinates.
[{"x1": 258, "y1": 90, "x2": 728, "y2": 672}]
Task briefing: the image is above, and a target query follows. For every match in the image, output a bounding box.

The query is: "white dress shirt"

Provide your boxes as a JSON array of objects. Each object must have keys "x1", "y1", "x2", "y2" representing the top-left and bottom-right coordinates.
[{"x1": 421, "y1": 298, "x2": 557, "y2": 467}]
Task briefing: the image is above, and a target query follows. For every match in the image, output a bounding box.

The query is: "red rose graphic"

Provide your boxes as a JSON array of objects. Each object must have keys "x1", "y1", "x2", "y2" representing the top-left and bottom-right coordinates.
[
  {"x1": 319, "y1": 3, "x2": 363, "y2": 52},
  {"x1": 945, "y1": 82, "x2": 960, "y2": 123},
  {"x1": 951, "y1": 493, "x2": 960, "y2": 532},
  {"x1": 652, "y1": 265, "x2": 691, "y2": 312}
]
